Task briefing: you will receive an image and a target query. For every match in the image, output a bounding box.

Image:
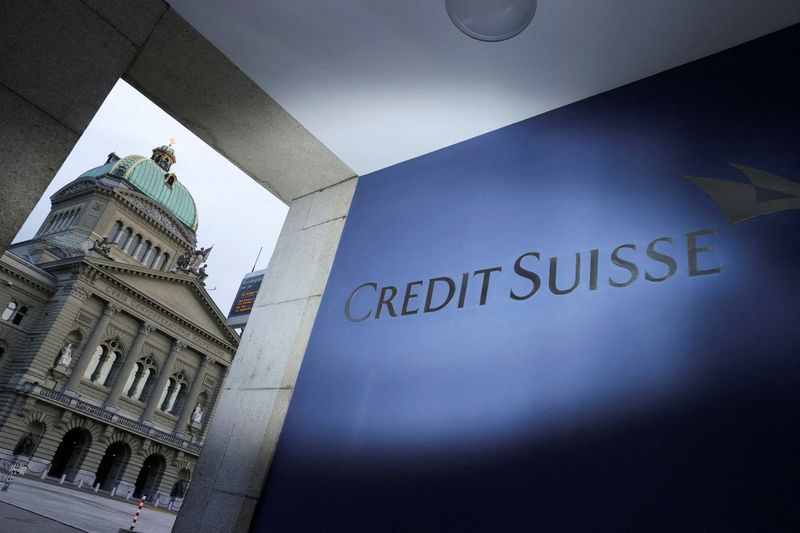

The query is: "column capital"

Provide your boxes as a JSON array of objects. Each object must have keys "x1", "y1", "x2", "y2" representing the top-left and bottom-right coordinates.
[
  {"x1": 200, "y1": 355, "x2": 214, "y2": 368},
  {"x1": 174, "y1": 339, "x2": 188, "y2": 351},
  {"x1": 140, "y1": 322, "x2": 156, "y2": 336},
  {"x1": 104, "y1": 303, "x2": 122, "y2": 317}
]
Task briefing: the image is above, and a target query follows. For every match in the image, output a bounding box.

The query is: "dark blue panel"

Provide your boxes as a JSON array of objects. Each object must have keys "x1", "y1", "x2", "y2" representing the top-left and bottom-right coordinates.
[{"x1": 254, "y1": 25, "x2": 800, "y2": 532}]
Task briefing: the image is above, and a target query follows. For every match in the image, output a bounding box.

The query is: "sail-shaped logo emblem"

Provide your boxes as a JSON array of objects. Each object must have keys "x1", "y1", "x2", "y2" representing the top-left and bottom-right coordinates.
[{"x1": 684, "y1": 164, "x2": 800, "y2": 224}]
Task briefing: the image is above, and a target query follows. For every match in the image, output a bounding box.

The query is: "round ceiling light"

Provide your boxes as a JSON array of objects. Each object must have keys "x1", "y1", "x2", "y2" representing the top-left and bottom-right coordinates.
[{"x1": 446, "y1": 0, "x2": 537, "y2": 42}]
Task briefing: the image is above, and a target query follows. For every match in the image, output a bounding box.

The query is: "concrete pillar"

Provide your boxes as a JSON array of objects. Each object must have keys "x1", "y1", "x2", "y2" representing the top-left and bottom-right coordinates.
[
  {"x1": 0, "y1": 0, "x2": 168, "y2": 254},
  {"x1": 63, "y1": 302, "x2": 120, "y2": 396},
  {"x1": 174, "y1": 177, "x2": 357, "y2": 532},
  {"x1": 175, "y1": 356, "x2": 211, "y2": 438},
  {"x1": 105, "y1": 322, "x2": 155, "y2": 412},
  {"x1": 141, "y1": 340, "x2": 185, "y2": 425}
]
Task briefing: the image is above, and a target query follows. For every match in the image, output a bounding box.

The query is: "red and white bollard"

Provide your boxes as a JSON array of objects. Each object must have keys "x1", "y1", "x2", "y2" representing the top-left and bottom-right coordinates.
[{"x1": 129, "y1": 495, "x2": 145, "y2": 531}]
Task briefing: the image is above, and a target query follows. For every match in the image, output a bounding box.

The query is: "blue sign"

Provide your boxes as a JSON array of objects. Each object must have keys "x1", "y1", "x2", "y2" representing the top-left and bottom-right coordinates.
[{"x1": 255, "y1": 25, "x2": 800, "y2": 531}]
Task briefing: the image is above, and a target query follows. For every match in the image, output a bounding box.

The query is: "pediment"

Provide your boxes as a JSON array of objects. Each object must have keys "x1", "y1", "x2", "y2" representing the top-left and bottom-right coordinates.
[
  {"x1": 51, "y1": 178, "x2": 99, "y2": 201},
  {"x1": 92, "y1": 261, "x2": 238, "y2": 348}
]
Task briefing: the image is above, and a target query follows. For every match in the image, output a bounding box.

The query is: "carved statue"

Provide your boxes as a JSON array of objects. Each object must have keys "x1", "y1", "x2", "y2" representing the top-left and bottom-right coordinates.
[
  {"x1": 90, "y1": 236, "x2": 117, "y2": 258},
  {"x1": 188, "y1": 247, "x2": 212, "y2": 272},
  {"x1": 175, "y1": 252, "x2": 190, "y2": 271},
  {"x1": 58, "y1": 343, "x2": 73, "y2": 367},
  {"x1": 175, "y1": 246, "x2": 213, "y2": 277},
  {"x1": 197, "y1": 264, "x2": 208, "y2": 284},
  {"x1": 191, "y1": 403, "x2": 204, "y2": 424}
]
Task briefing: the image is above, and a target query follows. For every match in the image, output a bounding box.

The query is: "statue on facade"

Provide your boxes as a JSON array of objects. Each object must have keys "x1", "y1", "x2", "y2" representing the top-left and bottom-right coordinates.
[
  {"x1": 174, "y1": 246, "x2": 213, "y2": 277},
  {"x1": 90, "y1": 236, "x2": 116, "y2": 258},
  {"x1": 57, "y1": 343, "x2": 73, "y2": 367},
  {"x1": 197, "y1": 264, "x2": 208, "y2": 285},
  {"x1": 191, "y1": 403, "x2": 204, "y2": 424},
  {"x1": 188, "y1": 246, "x2": 212, "y2": 272}
]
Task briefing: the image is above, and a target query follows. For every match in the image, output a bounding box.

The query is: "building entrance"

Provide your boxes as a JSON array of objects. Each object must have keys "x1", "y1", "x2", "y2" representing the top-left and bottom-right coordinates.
[
  {"x1": 133, "y1": 453, "x2": 166, "y2": 499},
  {"x1": 48, "y1": 428, "x2": 91, "y2": 481},
  {"x1": 95, "y1": 441, "x2": 130, "y2": 491}
]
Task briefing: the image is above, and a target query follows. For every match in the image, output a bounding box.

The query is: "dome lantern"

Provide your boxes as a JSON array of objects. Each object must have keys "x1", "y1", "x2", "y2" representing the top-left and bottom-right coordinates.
[{"x1": 151, "y1": 139, "x2": 177, "y2": 171}]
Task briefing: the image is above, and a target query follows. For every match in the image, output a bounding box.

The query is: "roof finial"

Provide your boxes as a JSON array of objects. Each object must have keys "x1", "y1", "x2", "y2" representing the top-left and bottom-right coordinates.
[{"x1": 169, "y1": 137, "x2": 177, "y2": 147}]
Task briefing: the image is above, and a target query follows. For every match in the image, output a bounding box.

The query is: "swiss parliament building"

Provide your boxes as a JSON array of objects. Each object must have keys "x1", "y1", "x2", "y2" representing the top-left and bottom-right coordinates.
[{"x1": 0, "y1": 143, "x2": 238, "y2": 503}]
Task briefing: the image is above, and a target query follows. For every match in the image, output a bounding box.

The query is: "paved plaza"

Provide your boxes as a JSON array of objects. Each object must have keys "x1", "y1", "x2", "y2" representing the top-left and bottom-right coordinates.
[
  {"x1": 0, "y1": 476, "x2": 176, "y2": 533},
  {"x1": 0, "y1": 501, "x2": 82, "y2": 533}
]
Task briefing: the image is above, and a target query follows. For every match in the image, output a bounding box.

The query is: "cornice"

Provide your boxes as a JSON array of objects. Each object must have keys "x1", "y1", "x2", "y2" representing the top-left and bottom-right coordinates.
[
  {"x1": 0, "y1": 258, "x2": 57, "y2": 296},
  {"x1": 50, "y1": 177, "x2": 106, "y2": 203}
]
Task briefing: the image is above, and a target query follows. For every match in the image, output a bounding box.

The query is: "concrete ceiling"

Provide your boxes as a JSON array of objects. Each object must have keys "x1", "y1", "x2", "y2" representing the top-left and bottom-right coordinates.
[{"x1": 169, "y1": 0, "x2": 800, "y2": 177}]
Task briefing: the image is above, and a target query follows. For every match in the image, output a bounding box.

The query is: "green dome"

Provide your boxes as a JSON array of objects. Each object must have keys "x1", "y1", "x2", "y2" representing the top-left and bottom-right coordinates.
[{"x1": 109, "y1": 155, "x2": 198, "y2": 230}]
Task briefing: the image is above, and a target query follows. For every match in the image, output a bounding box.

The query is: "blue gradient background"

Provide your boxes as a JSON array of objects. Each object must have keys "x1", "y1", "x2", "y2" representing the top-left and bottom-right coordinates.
[{"x1": 254, "y1": 26, "x2": 800, "y2": 531}]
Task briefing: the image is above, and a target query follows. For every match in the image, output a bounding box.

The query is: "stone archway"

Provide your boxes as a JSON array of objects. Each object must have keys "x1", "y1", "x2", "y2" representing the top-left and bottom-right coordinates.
[
  {"x1": 133, "y1": 453, "x2": 166, "y2": 499},
  {"x1": 94, "y1": 441, "x2": 131, "y2": 491},
  {"x1": 48, "y1": 427, "x2": 92, "y2": 481}
]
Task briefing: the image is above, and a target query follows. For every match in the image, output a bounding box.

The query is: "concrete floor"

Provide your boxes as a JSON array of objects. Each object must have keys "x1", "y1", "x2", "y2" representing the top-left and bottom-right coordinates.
[
  {"x1": 0, "y1": 476, "x2": 176, "y2": 533},
  {"x1": 0, "y1": 501, "x2": 82, "y2": 533}
]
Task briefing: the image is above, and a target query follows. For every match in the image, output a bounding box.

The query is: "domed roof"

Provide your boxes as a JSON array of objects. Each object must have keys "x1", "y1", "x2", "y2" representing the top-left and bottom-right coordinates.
[{"x1": 78, "y1": 149, "x2": 198, "y2": 230}]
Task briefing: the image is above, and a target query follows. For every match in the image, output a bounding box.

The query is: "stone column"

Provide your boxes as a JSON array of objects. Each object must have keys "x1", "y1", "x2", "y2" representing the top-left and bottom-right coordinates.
[
  {"x1": 104, "y1": 322, "x2": 154, "y2": 412},
  {"x1": 174, "y1": 177, "x2": 357, "y2": 532},
  {"x1": 63, "y1": 302, "x2": 120, "y2": 397},
  {"x1": 141, "y1": 339, "x2": 186, "y2": 425},
  {"x1": 174, "y1": 356, "x2": 211, "y2": 439}
]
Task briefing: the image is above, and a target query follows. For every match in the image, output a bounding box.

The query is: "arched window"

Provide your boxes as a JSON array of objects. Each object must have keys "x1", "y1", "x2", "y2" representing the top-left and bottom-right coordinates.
[
  {"x1": 138, "y1": 240, "x2": 152, "y2": 263},
  {"x1": 133, "y1": 368, "x2": 152, "y2": 400},
  {"x1": 109, "y1": 221, "x2": 124, "y2": 242},
  {"x1": 149, "y1": 247, "x2": 161, "y2": 269},
  {"x1": 97, "y1": 349, "x2": 121, "y2": 386},
  {"x1": 84, "y1": 345, "x2": 106, "y2": 381},
  {"x1": 85, "y1": 339, "x2": 123, "y2": 385},
  {"x1": 123, "y1": 362, "x2": 142, "y2": 397},
  {"x1": 1, "y1": 301, "x2": 17, "y2": 321},
  {"x1": 11, "y1": 306, "x2": 28, "y2": 326},
  {"x1": 128, "y1": 234, "x2": 143, "y2": 257},
  {"x1": 46, "y1": 214, "x2": 58, "y2": 233},
  {"x1": 159, "y1": 371, "x2": 188, "y2": 414},
  {"x1": 52, "y1": 212, "x2": 64, "y2": 231},
  {"x1": 160, "y1": 253, "x2": 170, "y2": 271},
  {"x1": 127, "y1": 356, "x2": 158, "y2": 401},
  {"x1": 53, "y1": 211, "x2": 66, "y2": 231},
  {"x1": 159, "y1": 378, "x2": 175, "y2": 411},
  {"x1": 120, "y1": 227, "x2": 134, "y2": 250},
  {"x1": 59, "y1": 209, "x2": 75, "y2": 230},
  {"x1": 171, "y1": 383, "x2": 188, "y2": 414}
]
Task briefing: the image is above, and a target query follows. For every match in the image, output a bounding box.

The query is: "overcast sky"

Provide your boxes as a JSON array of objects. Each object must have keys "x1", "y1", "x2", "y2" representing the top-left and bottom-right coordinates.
[{"x1": 15, "y1": 80, "x2": 288, "y2": 315}]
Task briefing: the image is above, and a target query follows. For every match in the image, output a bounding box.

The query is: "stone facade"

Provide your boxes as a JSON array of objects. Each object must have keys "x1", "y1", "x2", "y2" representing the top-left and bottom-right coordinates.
[{"x1": 0, "y1": 146, "x2": 238, "y2": 505}]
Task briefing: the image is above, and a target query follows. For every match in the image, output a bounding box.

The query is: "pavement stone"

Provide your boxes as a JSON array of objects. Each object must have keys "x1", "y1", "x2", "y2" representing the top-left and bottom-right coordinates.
[
  {"x1": 0, "y1": 501, "x2": 82, "y2": 533},
  {"x1": 0, "y1": 475, "x2": 176, "y2": 533}
]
